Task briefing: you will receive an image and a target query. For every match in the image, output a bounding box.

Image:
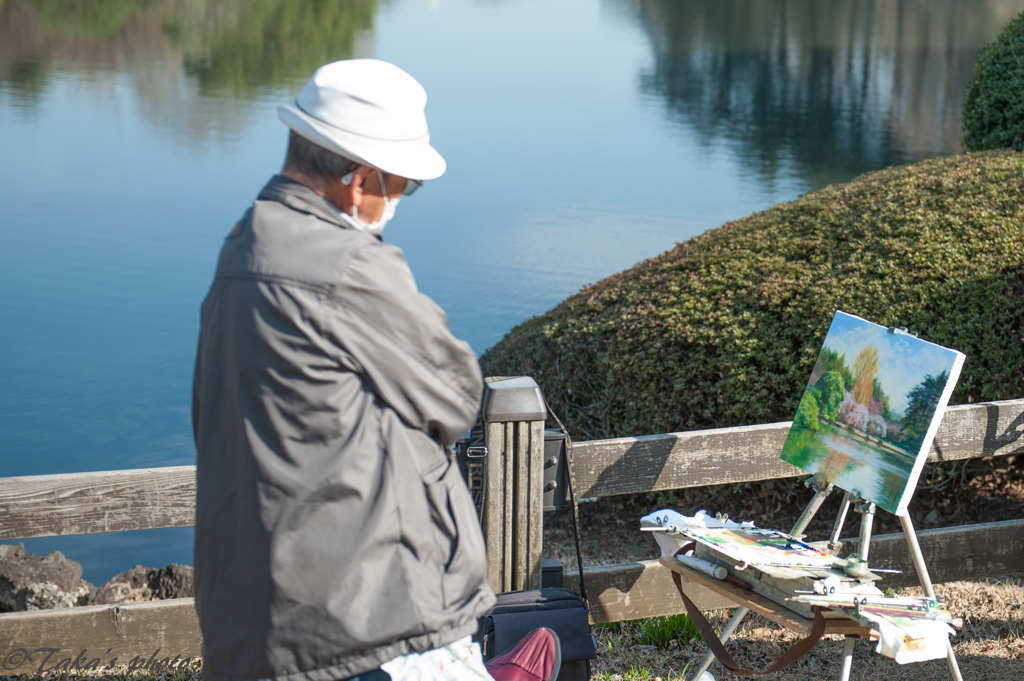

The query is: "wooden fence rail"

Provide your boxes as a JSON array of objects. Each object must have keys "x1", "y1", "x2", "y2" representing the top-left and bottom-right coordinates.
[
  {"x1": 1, "y1": 398, "x2": 1023, "y2": 665},
  {"x1": 4, "y1": 398, "x2": 1023, "y2": 542},
  {"x1": 0, "y1": 467, "x2": 196, "y2": 542},
  {"x1": 571, "y1": 398, "x2": 1024, "y2": 498}
]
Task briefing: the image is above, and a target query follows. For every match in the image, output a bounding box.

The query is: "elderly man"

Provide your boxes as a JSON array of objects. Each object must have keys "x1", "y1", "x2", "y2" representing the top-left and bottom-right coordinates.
[{"x1": 193, "y1": 60, "x2": 559, "y2": 681}]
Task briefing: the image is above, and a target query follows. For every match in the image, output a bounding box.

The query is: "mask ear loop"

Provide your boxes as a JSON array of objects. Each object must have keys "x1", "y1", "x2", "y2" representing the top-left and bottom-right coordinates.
[
  {"x1": 341, "y1": 170, "x2": 357, "y2": 220},
  {"x1": 376, "y1": 169, "x2": 392, "y2": 215}
]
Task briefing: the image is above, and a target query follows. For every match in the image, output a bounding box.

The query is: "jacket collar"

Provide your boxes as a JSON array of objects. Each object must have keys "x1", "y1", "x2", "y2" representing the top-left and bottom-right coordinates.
[{"x1": 258, "y1": 175, "x2": 346, "y2": 228}]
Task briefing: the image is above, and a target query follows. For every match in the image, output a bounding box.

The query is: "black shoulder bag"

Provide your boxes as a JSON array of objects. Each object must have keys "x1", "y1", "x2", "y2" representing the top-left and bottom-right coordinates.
[{"x1": 476, "y1": 406, "x2": 596, "y2": 681}]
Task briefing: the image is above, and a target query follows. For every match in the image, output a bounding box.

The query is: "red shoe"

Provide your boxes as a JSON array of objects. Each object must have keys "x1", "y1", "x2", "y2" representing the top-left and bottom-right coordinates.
[{"x1": 486, "y1": 627, "x2": 562, "y2": 681}]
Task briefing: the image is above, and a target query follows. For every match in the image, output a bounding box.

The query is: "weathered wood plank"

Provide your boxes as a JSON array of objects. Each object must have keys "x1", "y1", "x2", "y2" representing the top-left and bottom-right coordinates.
[
  {"x1": 839, "y1": 518, "x2": 1024, "y2": 589},
  {"x1": 0, "y1": 467, "x2": 196, "y2": 541},
  {"x1": 562, "y1": 559, "x2": 737, "y2": 624},
  {"x1": 3, "y1": 399, "x2": 1023, "y2": 540},
  {"x1": 483, "y1": 422, "x2": 509, "y2": 593},
  {"x1": 562, "y1": 519, "x2": 1024, "y2": 623},
  {"x1": 513, "y1": 422, "x2": 530, "y2": 591},
  {"x1": 527, "y1": 421, "x2": 545, "y2": 590},
  {"x1": 0, "y1": 599, "x2": 201, "y2": 675},
  {"x1": 572, "y1": 399, "x2": 1024, "y2": 498},
  {"x1": 503, "y1": 423, "x2": 515, "y2": 591}
]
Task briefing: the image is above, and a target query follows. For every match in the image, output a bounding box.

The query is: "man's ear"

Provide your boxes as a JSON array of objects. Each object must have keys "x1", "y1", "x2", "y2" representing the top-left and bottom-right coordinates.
[{"x1": 346, "y1": 165, "x2": 375, "y2": 210}]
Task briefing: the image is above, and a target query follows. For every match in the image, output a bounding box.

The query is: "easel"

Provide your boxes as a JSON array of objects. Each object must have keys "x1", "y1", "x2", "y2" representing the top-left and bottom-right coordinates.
[{"x1": 673, "y1": 473, "x2": 964, "y2": 681}]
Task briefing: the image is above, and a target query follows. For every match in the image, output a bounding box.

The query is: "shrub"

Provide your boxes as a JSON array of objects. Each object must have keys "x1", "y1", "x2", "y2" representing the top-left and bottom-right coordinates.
[
  {"x1": 963, "y1": 11, "x2": 1024, "y2": 151},
  {"x1": 481, "y1": 152, "x2": 1024, "y2": 441}
]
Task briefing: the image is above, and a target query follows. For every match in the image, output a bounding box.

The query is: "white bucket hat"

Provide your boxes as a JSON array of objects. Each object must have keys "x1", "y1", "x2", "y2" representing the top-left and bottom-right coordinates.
[{"x1": 278, "y1": 59, "x2": 446, "y2": 181}]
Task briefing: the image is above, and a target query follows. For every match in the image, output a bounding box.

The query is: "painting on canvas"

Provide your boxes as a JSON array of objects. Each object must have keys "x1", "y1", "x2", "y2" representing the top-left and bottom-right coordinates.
[{"x1": 780, "y1": 311, "x2": 964, "y2": 515}]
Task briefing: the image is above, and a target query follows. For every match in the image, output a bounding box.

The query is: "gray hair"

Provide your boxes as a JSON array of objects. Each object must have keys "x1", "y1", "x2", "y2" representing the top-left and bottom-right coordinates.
[{"x1": 283, "y1": 130, "x2": 357, "y2": 180}]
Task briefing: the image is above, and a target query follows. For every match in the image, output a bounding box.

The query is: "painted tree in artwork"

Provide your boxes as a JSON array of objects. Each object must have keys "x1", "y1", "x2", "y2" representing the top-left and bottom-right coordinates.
[
  {"x1": 817, "y1": 370, "x2": 845, "y2": 422},
  {"x1": 813, "y1": 347, "x2": 854, "y2": 390},
  {"x1": 851, "y1": 345, "x2": 880, "y2": 406},
  {"x1": 898, "y1": 371, "x2": 949, "y2": 454},
  {"x1": 871, "y1": 376, "x2": 893, "y2": 421},
  {"x1": 795, "y1": 389, "x2": 821, "y2": 431}
]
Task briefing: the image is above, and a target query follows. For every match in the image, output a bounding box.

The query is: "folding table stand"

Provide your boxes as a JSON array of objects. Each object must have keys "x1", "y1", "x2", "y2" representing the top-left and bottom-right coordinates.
[{"x1": 663, "y1": 474, "x2": 964, "y2": 681}]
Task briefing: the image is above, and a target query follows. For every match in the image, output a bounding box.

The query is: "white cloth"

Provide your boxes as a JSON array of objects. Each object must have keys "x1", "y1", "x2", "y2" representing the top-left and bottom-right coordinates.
[
  {"x1": 858, "y1": 613, "x2": 956, "y2": 663},
  {"x1": 381, "y1": 637, "x2": 494, "y2": 681},
  {"x1": 640, "y1": 509, "x2": 755, "y2": 557},
  {"x1": 640, "y1": 508, "x2": 755, "y2": 530}
]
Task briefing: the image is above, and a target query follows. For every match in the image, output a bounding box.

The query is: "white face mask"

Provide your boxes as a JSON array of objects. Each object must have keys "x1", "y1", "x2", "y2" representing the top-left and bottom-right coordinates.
[{"x1": 339, "y1": 169, "x2": 401, "y2": 237}]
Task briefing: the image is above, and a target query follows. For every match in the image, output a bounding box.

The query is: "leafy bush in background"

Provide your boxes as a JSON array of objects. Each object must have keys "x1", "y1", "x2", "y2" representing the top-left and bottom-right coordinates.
[
  {"x1": 964, "y1": 11, "x2": 1024, "y2": 151},
  {"x1": 481, "y1": 152, "x2": 1024, "y2": 441}
]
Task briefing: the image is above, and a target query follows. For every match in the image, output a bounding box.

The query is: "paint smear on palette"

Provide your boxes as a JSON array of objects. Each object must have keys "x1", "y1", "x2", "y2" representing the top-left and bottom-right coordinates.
[
  {"x1": 683, "y1": 528, "x2": 834, "y2": 568},
  {"x1": 780, "y1": 311, "x2": 965, "y2": 515}
]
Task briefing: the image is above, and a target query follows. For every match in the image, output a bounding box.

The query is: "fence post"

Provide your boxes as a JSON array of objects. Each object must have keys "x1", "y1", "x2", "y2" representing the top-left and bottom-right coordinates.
[{"x1": 481, "y1": 376, "x2": 547, "y2": 593}]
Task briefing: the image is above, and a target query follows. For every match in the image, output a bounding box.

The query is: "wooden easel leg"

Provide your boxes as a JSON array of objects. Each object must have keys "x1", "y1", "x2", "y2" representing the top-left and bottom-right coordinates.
[
  {"x1": 899, "y1": 513, "x2": 964, "y2": 681},
  {"x1": 838, "y1": 635, "x2": 856, "y2": 681},
  {"x1": 687, "y1": 606, "x2": 750, "y2": 680}
]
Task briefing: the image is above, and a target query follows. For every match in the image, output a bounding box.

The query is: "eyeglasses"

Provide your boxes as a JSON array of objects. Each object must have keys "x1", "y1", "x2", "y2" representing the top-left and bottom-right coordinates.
[
  {"x1": 382, "y1": 171, "x2": 423, "y2": 196},
  {"x1": 402, "y1": 179, "x2": 423, "y2": 196}
]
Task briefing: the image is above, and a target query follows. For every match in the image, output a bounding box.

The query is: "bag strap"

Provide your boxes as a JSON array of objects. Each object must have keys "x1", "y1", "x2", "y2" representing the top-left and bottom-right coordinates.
[
  {"x1": 545, "y1": 404, "x2": 588, "y2": 607},
  {"x1": 670, "y1": 571, "x2": 826, "y2": 675}
]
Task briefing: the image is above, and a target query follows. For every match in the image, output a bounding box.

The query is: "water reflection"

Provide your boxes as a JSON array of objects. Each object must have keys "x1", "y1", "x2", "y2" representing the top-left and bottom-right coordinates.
[
  {"x1": 0, "y1": 0, "x2": 375, "y2": 134},
  {"x1": 6, "y1": 0, "x2": 1022, "y2": 188},
  {"x1": 168, "y1": 0, "x2": 376, "y2": 98},
  {"x1": 619, "y1": 0, "x2": 1024, "y2": 189},
  {"x1": 783, "y1": 423, "x2": 913, "y2": 514}
]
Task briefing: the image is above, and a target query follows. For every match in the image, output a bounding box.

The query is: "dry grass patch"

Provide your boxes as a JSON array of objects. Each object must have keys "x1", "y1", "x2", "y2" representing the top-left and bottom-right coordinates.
[
  {"x1": 0, "y1": 659, "x2": 202, "y2": 681},
  {"x1": 0, "y1": 581, "x2": 1017, "y2": 680},
  {"x1": 591, "y1": 578, "x2": 1024, "y2": 680}
]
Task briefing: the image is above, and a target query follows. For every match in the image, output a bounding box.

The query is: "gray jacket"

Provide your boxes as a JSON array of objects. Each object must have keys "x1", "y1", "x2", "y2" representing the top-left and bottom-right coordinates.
[{"x1": 192, "y1": 175, "x2": 494, "y2": 681}]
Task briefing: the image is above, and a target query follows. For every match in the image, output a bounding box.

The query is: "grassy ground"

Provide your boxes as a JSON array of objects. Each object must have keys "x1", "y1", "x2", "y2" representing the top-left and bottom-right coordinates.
[
  {"x1": 0, "y1": 661, "x2": 203, "y2": 681},
  {"x1": 0, "y1": 581, "x2": 1018, "y2": 681},
  {"x1": 591, "y1": 577, "x2": 1024, "y2": 680},
  {"x1": 4, "y1": 578, "x2": 1019, "y2": 681}
]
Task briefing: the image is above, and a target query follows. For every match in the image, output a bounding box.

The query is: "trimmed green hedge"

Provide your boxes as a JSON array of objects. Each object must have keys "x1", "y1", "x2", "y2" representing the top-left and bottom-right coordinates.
[
  {"x1": 964, "y1": 11, "x2": 1024, "y2": 151},
  {"x1": 481, "y1": 152, "x2": 1024, "y2": 441}
]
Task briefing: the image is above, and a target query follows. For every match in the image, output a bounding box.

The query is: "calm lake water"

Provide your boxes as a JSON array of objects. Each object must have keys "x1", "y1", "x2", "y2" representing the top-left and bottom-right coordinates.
[{"x1": 2, "y1": 0, "x2": 1022, "y2": 582}]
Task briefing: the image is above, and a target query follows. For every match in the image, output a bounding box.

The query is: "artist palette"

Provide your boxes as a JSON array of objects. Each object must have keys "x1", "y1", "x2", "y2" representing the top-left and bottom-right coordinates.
[{"x1": 683, "y1": 528, "x2": 885, "y2": 618}]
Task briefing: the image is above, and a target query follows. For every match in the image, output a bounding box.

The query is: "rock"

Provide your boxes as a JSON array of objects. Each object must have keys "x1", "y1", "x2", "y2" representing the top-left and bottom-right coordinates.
[
  {"x1": 0, "y1": 545, "x2": 192, "y2": 610},
  {"x1": 20, "y1": 582, "x2": 77, "y2": 610},
  {"x1": 0, "y1": 543, "x2": 84, "y2": 612},
  {"x1": 924, "y1": 510, "x2": 941, "y2": 525},
  {"x1": 93, "y1": 564, "x2": 194, "y2": 605},
  {"x1": 75, "y1": 579, "x2": 97, "y2": 606},
  {"x1": 152, "y1": 563, "x2": 194, "y2": 599}
]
